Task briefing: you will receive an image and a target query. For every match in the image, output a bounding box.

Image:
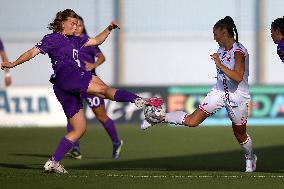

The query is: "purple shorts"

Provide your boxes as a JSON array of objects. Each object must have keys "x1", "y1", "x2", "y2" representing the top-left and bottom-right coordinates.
[
  {"x1": 53, "y1": 66, "x2": 92, "y2": 118},
  {"x1": 84, "y1": 94, "x2": 105, "y2": 109}
]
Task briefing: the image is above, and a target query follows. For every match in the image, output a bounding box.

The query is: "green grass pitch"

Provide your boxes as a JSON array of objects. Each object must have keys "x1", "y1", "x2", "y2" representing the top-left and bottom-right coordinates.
[{"x1": 1, "y1": 125, "x2": 284, "y2": 189}]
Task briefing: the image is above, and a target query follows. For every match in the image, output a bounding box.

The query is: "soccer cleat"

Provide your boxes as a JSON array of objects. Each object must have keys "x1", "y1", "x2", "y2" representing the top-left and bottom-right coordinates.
[
  {"x1": 141, "y1": 119, "x2": 158, "y2": 130},
  {"x1": 134, "y1": 97, "x2": 164, "y2": 108},
  {"x1": 245, "y1": 154, "x2": 257, "y2": 172},
  {"x1": 67, "y1": 149, "x2": 82, "y2": 160},
  {"x1": 113, "y1": 140, "x2": 123, "y2": 159},
  {"x1": 44, "y1": 159, "x2": 68, "y2": 173},
  {"x1": 146, "y1": 97, "x2": 164, "y2": 107},
  {"x1": 134, "y1": 98, "x2": 148, "y2": 108}
]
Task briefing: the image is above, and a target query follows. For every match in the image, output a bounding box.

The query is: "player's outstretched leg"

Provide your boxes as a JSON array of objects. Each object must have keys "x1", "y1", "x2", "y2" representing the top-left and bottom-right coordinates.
[
  {"x1": 113, "y1": 89, "x2": 164, "y2": 108},
  {"x1": 142, "y1": 108, "x2": 209, "y2": 130},
  {"x1": 86, "y1": 76, "x2": 164, "y2": 108},
  {"x1": 142, "y1": 110, "x2": 188, "y2": 130}
]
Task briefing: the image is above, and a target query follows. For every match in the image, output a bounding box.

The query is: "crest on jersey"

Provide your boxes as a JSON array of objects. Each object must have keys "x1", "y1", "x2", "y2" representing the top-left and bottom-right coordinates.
[{"x1": 226, "y1": 54, "x2": 231, "y2": 62}]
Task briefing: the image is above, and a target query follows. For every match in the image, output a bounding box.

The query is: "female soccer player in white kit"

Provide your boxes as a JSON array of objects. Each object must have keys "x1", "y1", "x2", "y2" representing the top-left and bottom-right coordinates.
[{"x1": 143, "y1": 16, "x2": 257, "y2": 172}]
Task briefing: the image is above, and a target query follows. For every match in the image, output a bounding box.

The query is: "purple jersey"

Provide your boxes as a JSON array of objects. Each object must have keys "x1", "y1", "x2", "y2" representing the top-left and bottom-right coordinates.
[
  {"x1": 0, "y1": 39, "x2": 4, "y2": 52},
  {"x1": 277, "y1": 38, "x2": 284, "y2": 63},
  {"x1": 78, "y1": 34, "x2": 102, "y2": 69},
  {"x1": 35, "y1": 32, "x2": 93, "y2": 119},
  {"x1": 35, "y1": 32, "x2": 89, "y2": 73}
]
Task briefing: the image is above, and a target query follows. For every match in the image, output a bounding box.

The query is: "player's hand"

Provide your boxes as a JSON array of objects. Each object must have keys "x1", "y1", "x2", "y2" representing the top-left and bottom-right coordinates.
[
  {"x1": 84, "y1": 61, "x2": 96, "y2": 71},
  {"x1": 109, "y1": 21, "x2": 120, "y2": 30},
  {"x1": 4, "y1": 73, "x2": 12, "y2": 87},
  {"x1": 1, "y1": 62, "x2": 14, "y2": 70},
  {"x1": 210, "y1": 53, "x2": 222, "y2": 67}
]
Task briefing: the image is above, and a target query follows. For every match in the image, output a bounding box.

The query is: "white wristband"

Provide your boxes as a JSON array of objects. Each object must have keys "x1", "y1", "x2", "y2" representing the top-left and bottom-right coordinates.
[{"x1": 5, "y1": 72, "x2": 11, "y2": 77}]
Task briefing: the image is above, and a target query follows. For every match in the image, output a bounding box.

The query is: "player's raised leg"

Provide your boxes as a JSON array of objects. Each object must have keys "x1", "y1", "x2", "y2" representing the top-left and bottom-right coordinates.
[
  {"x1": 142, "y1": 88, "x2": 220, "y2": 130},
  {"x1": 86, "y1": 75, "x2": 162, "y2": 108},
  {"x1": 142, "y1": 108, "x2": 209, "y2": 130},
  {"x1": 166, "y1": 109, "x2": 209, "y2": 127}
]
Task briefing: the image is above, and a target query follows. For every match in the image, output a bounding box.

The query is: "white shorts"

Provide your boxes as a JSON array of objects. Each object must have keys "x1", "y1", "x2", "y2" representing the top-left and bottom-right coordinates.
[{"x1": 199, "y1": 88, "x2": 249, "y2": 125}]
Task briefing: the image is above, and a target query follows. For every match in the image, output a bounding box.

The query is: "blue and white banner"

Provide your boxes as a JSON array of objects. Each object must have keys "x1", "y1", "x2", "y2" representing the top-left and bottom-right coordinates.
[
  {"x1": 1, "y1": 86, "x2": 284, "y2": 127},
  {"x1": 0, "y1": 87, "x2": 65, "y2": 127},
  {"x1": 167, "y1": 86, "x2": 284, "y2": 126}
]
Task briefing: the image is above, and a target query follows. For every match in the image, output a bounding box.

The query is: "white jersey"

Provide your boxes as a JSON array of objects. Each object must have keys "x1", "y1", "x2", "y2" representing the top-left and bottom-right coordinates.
[{"x1": 214, "y1": 42, "x2": 250, "y2": 106}]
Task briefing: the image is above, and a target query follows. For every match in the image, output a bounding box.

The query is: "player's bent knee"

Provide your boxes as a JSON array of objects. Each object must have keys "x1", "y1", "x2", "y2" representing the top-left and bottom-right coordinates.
[{"x1": 232, "y1": 123, "x2": 246, "y2": 135}]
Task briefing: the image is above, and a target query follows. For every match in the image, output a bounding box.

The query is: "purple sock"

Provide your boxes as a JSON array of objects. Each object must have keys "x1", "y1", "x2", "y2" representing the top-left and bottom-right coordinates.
[
  {"x1": 103, "y1": 118, "x2": 120, "y2": 144},
  {"x1": 114, "y1": 89, "x2": 140, "y2": 103},
  {"x1": 51, "y1": 137, "x2": 73, "y2": 162},
  {"x1": 66, "y1": 121, "x2": 80, "y2": 151}
]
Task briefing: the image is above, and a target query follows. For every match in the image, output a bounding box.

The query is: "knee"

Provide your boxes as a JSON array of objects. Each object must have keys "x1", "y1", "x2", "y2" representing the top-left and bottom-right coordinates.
[
  {"x1": 232, "y1": 124, "x2": 248, "y2": 142},
  {"x1": 232, "y1": 124, "x2": 246, "y2": 136},
  {"x1": 73, "y1": 125, "x2": 87, "y2": 137}
]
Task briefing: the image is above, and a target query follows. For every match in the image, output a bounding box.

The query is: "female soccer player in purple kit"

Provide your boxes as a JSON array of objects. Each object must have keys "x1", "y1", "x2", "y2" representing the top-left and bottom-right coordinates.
[
  {"x1": 271, "y1": 17, "x2": 284, "y2": 62},
  {"x1": 66, "y1": 16, "x2": 123, "y2": 160},
  {"x1": 1, "y1": 9, "x2": 161, "y2": 173}
]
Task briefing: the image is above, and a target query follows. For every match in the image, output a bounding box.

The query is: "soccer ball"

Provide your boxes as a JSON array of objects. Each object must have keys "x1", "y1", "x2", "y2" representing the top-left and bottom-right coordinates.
[{"x1": 144, "y1": 105, "x2": 165, "y2": 124}]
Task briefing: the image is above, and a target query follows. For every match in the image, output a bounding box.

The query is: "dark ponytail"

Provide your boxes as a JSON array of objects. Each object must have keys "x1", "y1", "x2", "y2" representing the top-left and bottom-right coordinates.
[
  {"x1": 214, "y1": 16, "x2": 239, "y2": 43},
  {"x1": 271, "y1": 16, "x2": 284, "y2": 35}
]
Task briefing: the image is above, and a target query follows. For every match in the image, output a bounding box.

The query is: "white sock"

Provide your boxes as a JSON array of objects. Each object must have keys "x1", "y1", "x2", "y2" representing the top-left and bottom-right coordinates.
[
  {"x1": 165, "y1": 111, "x2": 188, "y2": 125},
  {"x1": 240, "y1": 135, "x2": 254, "y2": 159}
]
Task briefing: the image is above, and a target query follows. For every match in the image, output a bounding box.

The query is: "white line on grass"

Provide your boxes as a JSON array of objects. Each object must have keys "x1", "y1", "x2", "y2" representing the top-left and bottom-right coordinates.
[{"x1": 96, "y1": 174, "x2": 284, "y2": 179}]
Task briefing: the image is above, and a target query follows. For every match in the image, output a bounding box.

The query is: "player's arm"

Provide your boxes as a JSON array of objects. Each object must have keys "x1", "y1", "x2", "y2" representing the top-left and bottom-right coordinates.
[
  {"x1": 85, "y1": 53, "x2": 106, "y2": 71},
  {"x1": 85, "y1": 21, "x2": 119, "y2": 47},
  {"x1": 0, "y1": 49, "x2": 12, "y2": 86},
  {"x1": 210, "y1": 51, "x2": 245, "y2": 84},
  {"x1": 94, "y1": 53, "x2": 106, "y2": 68},
  {"x1": 0, "y1": 50, "x2": 10, "y2": 72},
  {"x1": 1, "y1": 47, "x2": 40, "y2": 70}
]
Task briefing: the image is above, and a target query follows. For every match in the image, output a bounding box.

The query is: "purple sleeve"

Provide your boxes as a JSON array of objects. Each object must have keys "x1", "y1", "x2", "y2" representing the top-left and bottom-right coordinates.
[
  {"x1": 277, "y1": 43, "x2": 284, "y2": 63},
  {"x1": 80, "y1": 34, "x2": 89, "y2": 47},
  {"x1": 89, "y1": 46, "x2": 103, "y2": 57},
  {"x1": 35, "y1": 34, "x2": 58, "y2": 54},
  {"x1": 71, "y1": 35, "x2": 89, "y2": 49},
  {"x1": 0, "y1": 39, "x2": 4, "y2": 52},
  {"x1": 94, "y1": 46, "x2": 103, "y2": 57}
]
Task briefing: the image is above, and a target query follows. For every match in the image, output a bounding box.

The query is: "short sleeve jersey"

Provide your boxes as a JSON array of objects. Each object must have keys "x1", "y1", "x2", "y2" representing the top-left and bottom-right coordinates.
[
  {"x1": 35, "y1": 32, "x2": 89, "y2": 73},
  {"x1": 215, "y1": 42, "x2": 250, "y2": 99},
  {"x1": 277, "y1": 38, "x2": 284, "y2": 63},
  {"x1": 78, "y1": 34, "x2": 103, "y2": 69}
]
